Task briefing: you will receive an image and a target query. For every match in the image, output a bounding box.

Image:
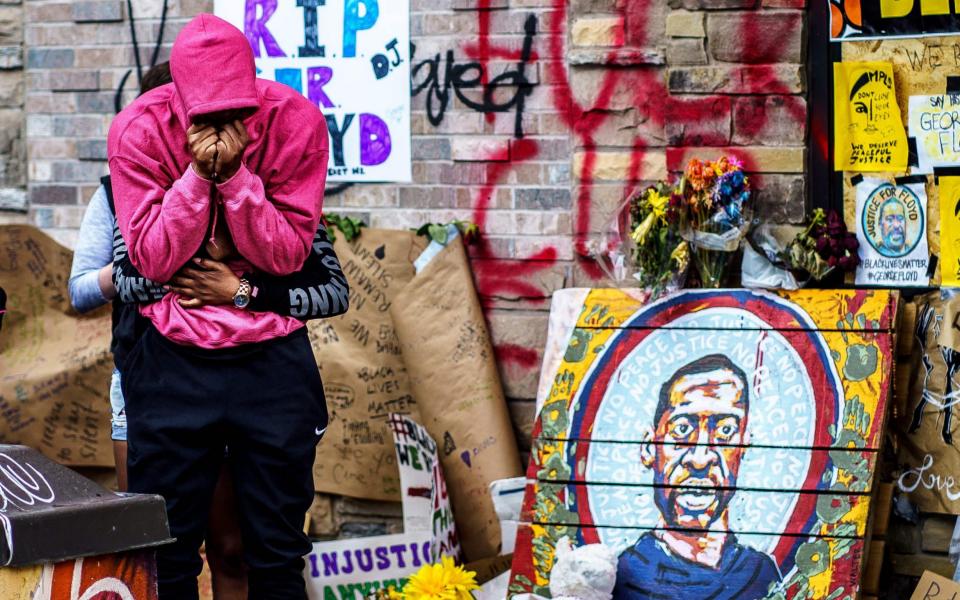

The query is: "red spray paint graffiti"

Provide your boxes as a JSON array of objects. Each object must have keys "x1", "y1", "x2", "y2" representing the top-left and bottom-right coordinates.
[{"x1": 458, "y1": 2, "x2": 807, "y2": 367}]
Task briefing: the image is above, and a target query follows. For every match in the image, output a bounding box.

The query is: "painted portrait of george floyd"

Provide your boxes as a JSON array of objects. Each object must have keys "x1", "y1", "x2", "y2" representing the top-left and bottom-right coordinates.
[
  {"x1": 612, "y1": 354, "x2": 781, "y2": 598},
  {"x1": 509, "y1": 289, "x2": 895, "y2": 600}
]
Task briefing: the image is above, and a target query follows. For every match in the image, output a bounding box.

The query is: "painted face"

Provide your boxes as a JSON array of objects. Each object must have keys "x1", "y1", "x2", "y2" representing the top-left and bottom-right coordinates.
[
  {"x1": 880, "y1": 200, "x2": 906, "y2": 252},
  {"x1": 850, "y1": 82, "x2": 887, "y2": 135},
  {"x1": 650, "y1": 368, "x2": 747, "y2": 530}
]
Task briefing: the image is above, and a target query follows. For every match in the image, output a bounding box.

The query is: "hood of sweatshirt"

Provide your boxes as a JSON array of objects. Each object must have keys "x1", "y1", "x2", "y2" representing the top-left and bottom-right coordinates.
[{"x1": 169, "y1": 13, "x2": 259, "y2": 124}]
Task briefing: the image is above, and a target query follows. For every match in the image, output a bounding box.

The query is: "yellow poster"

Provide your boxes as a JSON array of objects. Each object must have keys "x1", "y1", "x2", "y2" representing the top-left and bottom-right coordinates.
[
  {"x1": 940, "y1": 175, "x2": 960, "y2": 287},
  {"x1": 834, "y1": 61, "x2": 909, "y2": 172}
]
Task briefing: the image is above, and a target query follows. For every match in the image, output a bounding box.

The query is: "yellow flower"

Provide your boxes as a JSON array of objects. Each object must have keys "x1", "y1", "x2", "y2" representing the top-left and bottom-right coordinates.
[
  {"x1": 387, "y1": 588, "x2": 404, "y2": 600},
  {"x1": 671, "y1": 241, "x2": 690, "y2": 271},
  {"x1": 630, "y1": 213, "x2": 655, "y2": 245},
  {"x1": 402, "y1": 557, "x2": 479, "y2": 600},
  {"x1": 647, "y1": 190, "x2": 669, "y2": 219}
]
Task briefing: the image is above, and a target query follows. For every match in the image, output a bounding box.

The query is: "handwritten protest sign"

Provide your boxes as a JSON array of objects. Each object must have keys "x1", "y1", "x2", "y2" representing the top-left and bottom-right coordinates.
[
  {"x1": 910, "y1": 571, "x2": 960, "y2": 600},
  {"x1": 0, "y1": 226, "x2": 114, "y2": 467},
  {"x1": 309, "y1": 230, "x2": 422, "y2": 501},
  {"x1": 391, "y1": 236, "x2": 523, "y2": 561},
  {"x1": 834, "y1": 62, "x2": 908, "y2": 172},
  {"x1": 909, "y1": 95, "x2": 960, "y2": 174},
  {"x1": 305, "y1": 413, "x2": 458, "y2": 600},
  {"x1": 214, "y1": 0, "x2": 411, "y2": 182},
  {"x1": 897, "y1": 293, "x2": 960, "y2": 515},
  {"x1": 389, "y1": 414, "x2": 460, "y2": 560},
  {"x1": 855, "y1": 177, "x2": 930, "y2": 287}
]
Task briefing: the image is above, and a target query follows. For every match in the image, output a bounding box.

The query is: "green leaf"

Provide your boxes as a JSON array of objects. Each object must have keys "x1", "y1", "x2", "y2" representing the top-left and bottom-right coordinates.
[{"x1": 428, "y1": 223, "x2": 448, "y2": 245}]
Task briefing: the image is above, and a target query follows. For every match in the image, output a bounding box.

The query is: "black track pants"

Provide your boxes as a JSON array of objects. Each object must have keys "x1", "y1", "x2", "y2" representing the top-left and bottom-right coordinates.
[{"x1": 123, "y1": 324, "x2": 327, "y2": 600}]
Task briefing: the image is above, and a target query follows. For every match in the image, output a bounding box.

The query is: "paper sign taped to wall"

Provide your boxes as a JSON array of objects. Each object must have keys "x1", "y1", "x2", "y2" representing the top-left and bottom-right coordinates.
[
  {"x1": 855, "y1": 177, "x2": 930, "y2": 286},
  {"x1": 909, "y1": 95, "x2": 960, "y2": 174},
  {"x1": 213, "y1": 0, "x2": 412, "y2": 182},
  {"x1": 834, "y1": 62, "x2": 908, "y2": 172},
  {"x1": 940, "y1": 176, "x2": 960, "y2": 287},
  {"x1": 910, "y1": 570, "x2": 960, "y2": 600},
  {"x1": 304, "y1": 413, "x2": 458, "y2": 600},
  {"x1": 0, "y1": 225, "x2": 114, "y2": 467}
]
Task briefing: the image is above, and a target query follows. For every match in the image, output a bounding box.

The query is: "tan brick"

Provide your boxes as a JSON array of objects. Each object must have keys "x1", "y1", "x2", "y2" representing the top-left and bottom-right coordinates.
[
  {"x1": 666, "y1": 11, "x2": 706, "y2": 37},
  {"x1": 668, "y1": 64, "x2": 805, "y2": 95},
  {"x1": 451, "y1": 137, "x2": 511, "y2": 162},
  {"x1": 667, "y1": 38, "x2": 708, "y2": 66},
  {"x1": 574, "y1": 150, "x2": 668, "y2": 181},
  {"x1": 666, "y1": 146, "x2": 805, "y2": 173},
  {"x1": 707, "y1": 12, "x2": 803, "y2": 64},
  {"x1": 488, "y1": 310, "x2": 549, "y2": 399},
  {"x1": 571, "y1": 17, "x2": 624, "y2": 47}
]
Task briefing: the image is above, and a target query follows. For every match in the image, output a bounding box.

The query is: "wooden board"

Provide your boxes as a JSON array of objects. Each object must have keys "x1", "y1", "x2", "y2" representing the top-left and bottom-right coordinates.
[
  {"x1": 508, "y1": 289, "x2": 897, "y2": 600},
  {"x1": 528, "y1": 443, "x2": 878, "y2": 492}
]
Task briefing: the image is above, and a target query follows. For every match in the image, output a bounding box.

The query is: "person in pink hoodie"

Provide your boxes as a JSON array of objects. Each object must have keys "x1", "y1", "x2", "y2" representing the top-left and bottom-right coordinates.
[{"x1": 108, "y1": 14, "x2": 330, "y2": 600}]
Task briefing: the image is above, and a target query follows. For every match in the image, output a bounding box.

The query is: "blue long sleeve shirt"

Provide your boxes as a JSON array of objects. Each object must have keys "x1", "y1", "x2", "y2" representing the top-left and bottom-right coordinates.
[{"x1": 68, "y1": 186, "x2": 114, "y2": 313}]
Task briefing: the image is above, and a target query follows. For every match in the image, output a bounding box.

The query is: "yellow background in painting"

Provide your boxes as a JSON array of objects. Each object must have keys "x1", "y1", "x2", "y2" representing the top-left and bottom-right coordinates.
[{"x1": 834, "y1": 61, "x2": 909, "y2": 172}]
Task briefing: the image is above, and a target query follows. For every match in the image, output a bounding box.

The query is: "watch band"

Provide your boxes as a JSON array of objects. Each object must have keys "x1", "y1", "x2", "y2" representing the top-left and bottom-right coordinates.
[{"x1": 233, "y1": 278, "x2": 252, "y2": 309}]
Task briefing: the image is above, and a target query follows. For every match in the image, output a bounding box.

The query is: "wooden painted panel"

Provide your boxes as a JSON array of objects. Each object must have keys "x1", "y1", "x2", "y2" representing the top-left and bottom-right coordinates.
[
  {"x1": 540, "y1": 328, "x2": 892, "y2": 450},
  {"x1": 511, "y1": 523, "x2": 867, "y2": 600},
  {"x1": 529, "y1": 442, "x2": 878, "y2": 492},
  {"x1": 522, "y1": 486, "x2": 872, "y2": 536},
  {"x1": 509, "y1": 289, "x2": 897, "y2": 600}
]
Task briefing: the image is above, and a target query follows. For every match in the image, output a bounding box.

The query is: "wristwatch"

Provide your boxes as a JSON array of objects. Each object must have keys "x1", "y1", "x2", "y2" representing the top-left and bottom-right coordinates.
[{"x1": 233, "y1": 278, "x2": 252, "y2": 309}]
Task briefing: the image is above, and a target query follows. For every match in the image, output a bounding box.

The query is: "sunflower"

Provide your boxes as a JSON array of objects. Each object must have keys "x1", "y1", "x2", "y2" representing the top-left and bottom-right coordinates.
[{"x1": 402, "y1": 557, "x2": 479, "y2": 600}]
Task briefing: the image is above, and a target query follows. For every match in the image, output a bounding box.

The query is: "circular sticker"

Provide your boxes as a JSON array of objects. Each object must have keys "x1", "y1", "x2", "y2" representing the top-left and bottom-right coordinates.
[{"x1": 861, "y1": 183, "x2": 924, "y2": 258}]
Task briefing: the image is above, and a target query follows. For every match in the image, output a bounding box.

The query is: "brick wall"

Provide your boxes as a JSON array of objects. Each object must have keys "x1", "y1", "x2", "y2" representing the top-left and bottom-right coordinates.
[{"x1": 2, "y1": 0, "x2": 809, "y2": 537}]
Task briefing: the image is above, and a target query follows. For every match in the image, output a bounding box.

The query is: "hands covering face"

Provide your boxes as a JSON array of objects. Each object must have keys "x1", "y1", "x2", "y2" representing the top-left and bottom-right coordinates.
[{"x1": 187, "y1": 120, "x2": 250, "y2": 182}]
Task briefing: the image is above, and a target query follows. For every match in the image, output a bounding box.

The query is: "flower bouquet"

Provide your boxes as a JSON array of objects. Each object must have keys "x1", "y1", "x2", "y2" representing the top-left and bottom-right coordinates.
[
  {"x1": 781, "y1": 208, "x2": 860, "y2": 282},
  {"x1": 675, "y1": 156, "x2": 753, "y2": 288},
  {"x1": 369, "y1": 557, "x2": 479, "y2": 600},
  {"x1": 627, "y1": 183, "x2": 689, "y2": 296}
]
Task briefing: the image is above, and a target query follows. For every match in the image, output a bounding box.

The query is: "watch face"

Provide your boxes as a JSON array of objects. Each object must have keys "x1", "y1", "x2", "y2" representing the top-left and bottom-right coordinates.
[{"x1": 234, "y1": 294, "x2": 250, "y2": 309}]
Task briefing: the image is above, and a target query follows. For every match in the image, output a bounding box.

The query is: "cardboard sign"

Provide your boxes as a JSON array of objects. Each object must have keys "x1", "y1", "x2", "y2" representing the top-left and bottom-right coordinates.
[
  {"x1": 510, "y1": 288, "x2": 897, "y2": 600},
  {"x1": 214, "y1": 0, "x2": 412, "y2": 182},
  {"x1": 391, "y1": 238, "x2": 523, "y2": 561},
  {"x1": 898, "y1": 293, "x2": 960, "y2": 515},
  {"x1": 0, "y1": 225, "x2": 114, "y2": 467},
  {"x1": 941, "y1": 176, "x2": 960, "y2": 288},
  {"x1": 911, "y1": 571, "x2": 960, "y2": 600},
  {"x1": 309, "y1": 230, "x2": 421, "y2": 502},
  {"x1": 305, "y1": 533, "x2": 432, "y2": 600},
  {"x1": 910, "y1": 95, "x2": 960, "y2": 174},
  {"x1": 390, "y1": 414, "x2": 460, "y2": 561},
  {"x1": 834, "y1": 62, "x2": 909, "y2": 172},
  {"x1": 305, "y1": 413, "x2": 458, "y2": 600},
  {"x1": 855, "y1": 177, "x2": 930, "y2": 286}
]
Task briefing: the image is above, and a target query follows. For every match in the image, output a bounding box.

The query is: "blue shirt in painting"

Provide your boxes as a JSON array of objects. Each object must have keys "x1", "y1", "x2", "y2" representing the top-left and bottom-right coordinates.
[{"x1": 613, "y1": 532, "x2": 782, "y2": 600}]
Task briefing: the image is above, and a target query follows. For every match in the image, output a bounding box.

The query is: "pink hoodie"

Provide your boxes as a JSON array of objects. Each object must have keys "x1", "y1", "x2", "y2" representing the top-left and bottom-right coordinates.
[{"x1": 108, "y1": 14, "x2": 329, "y2": 349}]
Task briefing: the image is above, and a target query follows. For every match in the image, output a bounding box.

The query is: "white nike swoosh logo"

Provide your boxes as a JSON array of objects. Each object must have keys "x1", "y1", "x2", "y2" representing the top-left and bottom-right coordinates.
[{"x1": 315, "y1": 427, "x2": 326, "y2": 436}]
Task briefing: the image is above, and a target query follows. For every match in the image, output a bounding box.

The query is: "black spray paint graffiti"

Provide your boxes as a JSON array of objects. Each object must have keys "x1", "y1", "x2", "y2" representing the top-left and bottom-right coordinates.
[
  {"x1": 411, "y1": 14, "x2": 538, "y2": 139},
  {"x1": 113, "y1": 0, "x2": 169, "y2": 115}
]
